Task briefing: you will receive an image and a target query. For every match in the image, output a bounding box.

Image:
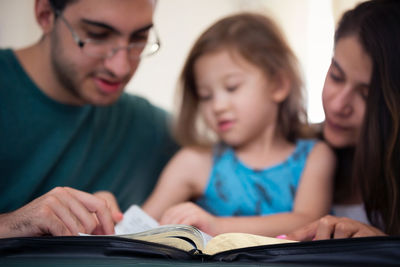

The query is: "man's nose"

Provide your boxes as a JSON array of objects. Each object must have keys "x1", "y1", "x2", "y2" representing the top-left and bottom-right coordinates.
[{"x1": 103, "y1": 48, "x2": 134, "y2": 79}]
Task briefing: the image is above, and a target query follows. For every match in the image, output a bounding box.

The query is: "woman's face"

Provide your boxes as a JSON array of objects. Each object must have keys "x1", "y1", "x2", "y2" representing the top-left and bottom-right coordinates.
[{"x1": 322, "y1": 35, "x2": 372, "y2": 148}]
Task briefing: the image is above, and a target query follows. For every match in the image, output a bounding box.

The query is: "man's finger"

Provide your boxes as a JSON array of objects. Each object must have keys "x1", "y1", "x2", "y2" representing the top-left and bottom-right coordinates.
[
  {"x1": 65, "y1": 187, "x2": 115, "y2": 235},
  {"x1": 38, "y1": 211, "x2": 74, "y2": 236},
  {"x1": 94, "y1": 191, "x2": 123, "y2": 223},
  {"x1": 49, "y1": 188, "x2": 99, "y2": 234},
  {"x1": 43, "y1": 193, "x2": 86, "y2": 235}
]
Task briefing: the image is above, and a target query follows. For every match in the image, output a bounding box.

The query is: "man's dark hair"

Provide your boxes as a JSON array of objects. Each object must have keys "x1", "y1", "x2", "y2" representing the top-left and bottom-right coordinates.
[{"x1": 49, "y1": 0, "x2": 79, "y2": 12}]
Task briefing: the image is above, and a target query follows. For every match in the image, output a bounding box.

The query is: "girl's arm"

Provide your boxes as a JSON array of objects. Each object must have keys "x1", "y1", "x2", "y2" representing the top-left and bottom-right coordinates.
[
  {"x1": 160, "y1": 141, "x2": 336, "y2": 237},
  {"x1": 142, "y1": 147, "x2": 212, "y2": 221}
]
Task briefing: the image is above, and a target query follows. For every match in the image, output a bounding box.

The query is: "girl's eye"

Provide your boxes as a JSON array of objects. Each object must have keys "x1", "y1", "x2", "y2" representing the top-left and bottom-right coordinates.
[
  {"x1": 197, "y1": 90, "x2": 212, "y2": 101},
  {"x1": 198, "y1": 94, "x2": 212, "y2": 101},
  {"x1": 226, "y1": 85, "x2": 238, "y2": 92}
]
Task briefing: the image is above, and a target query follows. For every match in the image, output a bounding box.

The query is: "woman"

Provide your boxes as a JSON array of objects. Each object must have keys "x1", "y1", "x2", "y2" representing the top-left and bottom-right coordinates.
[{"x1": 287, "y1": 0, "x2": 400, "y2": 240}]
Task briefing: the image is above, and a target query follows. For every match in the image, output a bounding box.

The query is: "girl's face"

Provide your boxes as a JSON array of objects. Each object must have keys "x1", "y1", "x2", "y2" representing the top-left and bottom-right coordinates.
[
  {"x1": 322, "y1": 35, "x2": 372, "y2": 148},
  {"x1": 194, "y1": 50, "x2": 284, "y2": 148}
]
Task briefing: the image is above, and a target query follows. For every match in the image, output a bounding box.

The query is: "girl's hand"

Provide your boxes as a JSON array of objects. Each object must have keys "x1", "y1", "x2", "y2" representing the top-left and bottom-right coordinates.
[
  {"x1": 286, "y1": 215, "x2": 386, "y2": 241},
  {"x1": 159, "y1": 202, "x2": 218, "y2": 236}
]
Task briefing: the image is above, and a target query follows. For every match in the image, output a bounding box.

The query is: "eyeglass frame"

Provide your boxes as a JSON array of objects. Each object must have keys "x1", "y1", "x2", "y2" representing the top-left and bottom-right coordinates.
[{"x1": 51, "y1": 8, "x2": 161, "y2": 60}]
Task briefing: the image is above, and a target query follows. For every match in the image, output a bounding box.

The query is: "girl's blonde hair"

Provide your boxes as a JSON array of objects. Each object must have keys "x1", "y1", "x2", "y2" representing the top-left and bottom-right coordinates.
[{"x1": 174, "y1": 12, "x2": 310, "y2": 146}]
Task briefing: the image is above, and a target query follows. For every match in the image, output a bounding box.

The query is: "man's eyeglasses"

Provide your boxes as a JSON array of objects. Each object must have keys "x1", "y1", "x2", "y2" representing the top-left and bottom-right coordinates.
[{"x1": 53, "y1": 10, "x2": 161, "y2": 60}]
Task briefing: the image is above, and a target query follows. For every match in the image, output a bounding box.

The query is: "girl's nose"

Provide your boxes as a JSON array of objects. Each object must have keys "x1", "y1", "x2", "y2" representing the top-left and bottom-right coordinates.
[{"x1": 212, "y1": 92, "x2": 229, "y2": 113}]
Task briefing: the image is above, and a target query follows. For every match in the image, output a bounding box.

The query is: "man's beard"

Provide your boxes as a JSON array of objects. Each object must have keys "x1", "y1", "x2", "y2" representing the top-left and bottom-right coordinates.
[{"x1": 50, "y1": 29, "x2": 87, "y2": 105}]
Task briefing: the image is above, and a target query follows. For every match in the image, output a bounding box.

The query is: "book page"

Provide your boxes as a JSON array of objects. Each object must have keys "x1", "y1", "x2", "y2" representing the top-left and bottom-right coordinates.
[
  {"x1": 115, "y1": 205, "x2": 212, "y2": 248},
  {"x1": 114, "y1": 205, "x2": 159, "y2": 235},
  {"x1": 112, "y1": 205, "x2": 210, "y2": 252},
  {"x1": 203, "y1": 232, "x2": 296, "y2": 255},
  {"x1": 119, "y1": 224, "x2": 206, "y2": 252},
  {"x1": 84, "y1": 204, "x2": 215, "y2": 252}
]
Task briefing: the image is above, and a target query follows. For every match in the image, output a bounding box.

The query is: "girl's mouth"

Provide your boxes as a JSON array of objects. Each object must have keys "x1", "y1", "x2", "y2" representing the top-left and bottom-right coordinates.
[{"x1": 218, "y1": 120, "x2": 234, "y2": 132}]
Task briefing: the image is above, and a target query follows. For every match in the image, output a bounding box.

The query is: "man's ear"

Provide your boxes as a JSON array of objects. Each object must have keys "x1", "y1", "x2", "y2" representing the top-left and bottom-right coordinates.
[
  {"x1": 35, "y1": 0, "x2": 56, "y2": 34},
  {"x1": 271, "y1": 72, "x2": 291, "y2": 103}
]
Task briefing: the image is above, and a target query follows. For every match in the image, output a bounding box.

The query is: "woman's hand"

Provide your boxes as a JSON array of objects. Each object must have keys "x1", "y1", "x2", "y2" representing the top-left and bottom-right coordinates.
[{"x1": 286, "y1": 215, "x2": 386, "y2": 241}]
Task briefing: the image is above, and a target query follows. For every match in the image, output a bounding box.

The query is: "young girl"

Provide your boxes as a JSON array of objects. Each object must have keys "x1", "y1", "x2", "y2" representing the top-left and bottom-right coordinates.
[{"x1": 142, "y1": 13, "x2": 336, "y2": 237}]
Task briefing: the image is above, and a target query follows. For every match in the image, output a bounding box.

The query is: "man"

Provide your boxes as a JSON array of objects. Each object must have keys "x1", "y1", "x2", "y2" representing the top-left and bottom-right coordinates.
[{"x1": 0, "y1": 0, "x2": 177, "y2": 237}]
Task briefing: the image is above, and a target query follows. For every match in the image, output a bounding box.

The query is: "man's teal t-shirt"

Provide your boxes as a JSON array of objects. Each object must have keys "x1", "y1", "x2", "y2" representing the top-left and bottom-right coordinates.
[{"x1": 0, "y1": 49, "x2": 178, "y2": 212}]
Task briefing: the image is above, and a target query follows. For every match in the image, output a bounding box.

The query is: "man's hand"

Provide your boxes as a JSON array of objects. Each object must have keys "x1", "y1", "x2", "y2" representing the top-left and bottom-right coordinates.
[
  {"x1": 93, "y1": 191, "x2": 123, "y2": 222},
  {"x1": 0, "y1": 187, "x2": 118, "y2": 238},
  {"x1": 286, "y1": 215, "x2": 386, "y2": 241}
]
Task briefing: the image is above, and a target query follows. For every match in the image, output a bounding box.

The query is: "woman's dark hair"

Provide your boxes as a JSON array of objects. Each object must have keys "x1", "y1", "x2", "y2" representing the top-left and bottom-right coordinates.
[{"x1": 336, "y1": 0, "x2": 400, "y2": 235}]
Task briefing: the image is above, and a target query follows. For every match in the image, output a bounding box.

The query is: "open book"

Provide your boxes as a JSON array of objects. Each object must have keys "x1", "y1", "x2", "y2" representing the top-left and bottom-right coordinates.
[{"x1": 111, "y1": 205, "x2": 295, "y2": 255}]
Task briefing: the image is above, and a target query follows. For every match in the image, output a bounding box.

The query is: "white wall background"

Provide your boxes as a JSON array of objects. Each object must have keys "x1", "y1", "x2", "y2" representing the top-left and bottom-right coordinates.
[{"x1": 0, "y1": 0, "x2": 364, "y2": 123}]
